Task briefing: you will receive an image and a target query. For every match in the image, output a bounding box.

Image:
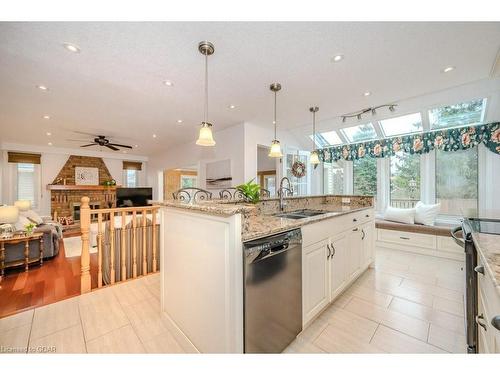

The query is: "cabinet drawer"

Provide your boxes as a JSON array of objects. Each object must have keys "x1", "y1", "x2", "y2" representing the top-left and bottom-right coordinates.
[{"x1": 377, "y1": 229, "x2": 436, "y2": 249}]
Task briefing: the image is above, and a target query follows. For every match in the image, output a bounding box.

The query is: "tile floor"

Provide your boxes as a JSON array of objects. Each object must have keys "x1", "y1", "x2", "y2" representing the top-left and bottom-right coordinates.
[{"x1": 0, "y1": 248, "x2": 466, "y2": 354}]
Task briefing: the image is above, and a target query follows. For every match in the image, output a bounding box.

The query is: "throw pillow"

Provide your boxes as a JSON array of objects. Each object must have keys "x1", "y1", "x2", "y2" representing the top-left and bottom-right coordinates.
[
  {"x1": 383, "y1": 206, "x2": 416, "y2": 225},
  {"x1": 414, "y1": 201, "x2": 440, "y2": 226},
  {"x1": 14, "y1": 215, "x2": 31, "y2": 231},
  {"x1": 24, "y1": 209, "x2": 43, "y2": 225}
]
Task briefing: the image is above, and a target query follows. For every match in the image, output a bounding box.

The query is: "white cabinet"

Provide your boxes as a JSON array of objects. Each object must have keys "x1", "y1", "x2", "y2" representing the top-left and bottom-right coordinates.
[
  {"x1": 303, "y1": 239, "x2": 330, "y2": 324},
  {"x1": 477, "y1": 254, "x2": 500, "y2": 353},
  {"x1": 329, "y1": 234, "x2": 348, "y2": 300},
  {"x1": 302, "y1": 209, "x2": 375, "y2": 326}
]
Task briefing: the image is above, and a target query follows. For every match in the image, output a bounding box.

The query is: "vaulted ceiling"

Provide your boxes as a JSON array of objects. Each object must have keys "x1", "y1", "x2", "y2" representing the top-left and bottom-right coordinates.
[{"x1": 0, "y1": 22, "x2": 499, "y2": 155}]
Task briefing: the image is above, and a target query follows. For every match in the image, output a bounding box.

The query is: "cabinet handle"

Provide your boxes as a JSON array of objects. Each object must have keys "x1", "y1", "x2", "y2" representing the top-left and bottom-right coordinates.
[
  {"x1": 361, "y1": 229, "x2": 365, "y2": 240},
  {"x1": 365, "y1": 214, "x2": 370, "y2": 218},
  {"x1": 353, "y1": 228, "x2": 359, "y2": 232},
  {"x1": 326, "y1": 244, "x2": 331, "y2": 259},
  {"x1": 474, "y1": 265, "x2": 484, "y2": 275},
  {"x1": 492, "y1": 316, "x2": 500, "y2": 331},
  {"x1": 399, "y1": 236, "x2": 410, "y2": 240},
  {"x1": 476, "y1": 314, "x2": 487, "y2": 331},
  {"x1": 353, "y1": 218, "x2": 357, "y2": 222},
  {"x1": 331, "y1": 244, "x2": 336, "y2": 256}
]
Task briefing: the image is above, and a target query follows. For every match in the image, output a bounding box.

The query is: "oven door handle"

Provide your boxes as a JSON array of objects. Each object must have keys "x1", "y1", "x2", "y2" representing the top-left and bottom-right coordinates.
[{"x1": 451, "y1": 226, "x2": 465, "y2": 247}]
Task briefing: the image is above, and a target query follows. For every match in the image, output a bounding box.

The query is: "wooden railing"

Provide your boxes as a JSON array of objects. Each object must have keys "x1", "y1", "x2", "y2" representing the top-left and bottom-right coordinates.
[
  {"x1": 390, "y1": 198, "x2": 420, "y2": 209},
  {"x1": 80, "y1": 196, "x2": 160, "y2": 293}
]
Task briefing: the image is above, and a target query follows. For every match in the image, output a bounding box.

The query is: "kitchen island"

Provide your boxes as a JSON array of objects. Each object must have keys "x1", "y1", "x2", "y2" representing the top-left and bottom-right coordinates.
[{"x1": 158, "y1": 194, "x2": 374, "y2": 353}]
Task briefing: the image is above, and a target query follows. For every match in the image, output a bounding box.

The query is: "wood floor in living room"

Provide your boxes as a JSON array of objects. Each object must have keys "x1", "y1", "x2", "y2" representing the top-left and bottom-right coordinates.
[{"x1": 0, "y1": 236, "x2": 97, "y2": 319}]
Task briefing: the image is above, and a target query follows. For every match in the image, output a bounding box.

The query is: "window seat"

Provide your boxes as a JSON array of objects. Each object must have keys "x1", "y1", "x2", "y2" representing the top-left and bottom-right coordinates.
[
  {"x1": 375, "y1": 219, "x2": 453, "y2": 237},
  {"x1": 375, "y1": 219, "x2": 463, "y2": 261}
]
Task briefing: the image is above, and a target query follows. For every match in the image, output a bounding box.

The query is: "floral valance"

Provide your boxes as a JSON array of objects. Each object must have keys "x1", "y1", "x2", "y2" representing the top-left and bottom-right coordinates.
[{"x1": 318, "y1": 122, "x2": 500, "y2": 162}]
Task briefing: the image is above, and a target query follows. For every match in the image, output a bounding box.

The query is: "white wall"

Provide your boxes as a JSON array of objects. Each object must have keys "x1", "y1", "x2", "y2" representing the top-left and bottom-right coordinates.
[
  {"x1": 257, "y1": 146, "x2": 275, "y2": 172},
  {"x1": 0, "y1": 143, "x2": 148, "y2": 215}
]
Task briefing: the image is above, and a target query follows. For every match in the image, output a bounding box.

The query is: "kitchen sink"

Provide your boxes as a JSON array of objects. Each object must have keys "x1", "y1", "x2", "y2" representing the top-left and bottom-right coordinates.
[{"x1": 273, "y1": 209, "x2": 328, "y2": 219}]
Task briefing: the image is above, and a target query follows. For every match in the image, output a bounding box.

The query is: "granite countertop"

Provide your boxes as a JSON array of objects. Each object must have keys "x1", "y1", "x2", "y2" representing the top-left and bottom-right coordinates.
[
  {"x1": 242, "y1": 204, "x2": 372, "y2": 241},
  {"x1": 159, "y1": 199, "x2": 256, "y2": 216},
  {"x1": 472, "y1": 232, "x2": 500, "y2": 297}
]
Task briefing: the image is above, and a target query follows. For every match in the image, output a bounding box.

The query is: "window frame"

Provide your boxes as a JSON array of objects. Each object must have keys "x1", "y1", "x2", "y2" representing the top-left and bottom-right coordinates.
[
  {"x1": 378, "y1": 112, "x2": 424, "y2": 138},
  {"x1": 340, "y1": 123, "x2": 378, "y2": 143},
  {"x1": 123, "y1": 169, "x2": 139, "y2": 188},
  {"x1": 428, "y1": 97, "x2": 487, "y2": 130}
]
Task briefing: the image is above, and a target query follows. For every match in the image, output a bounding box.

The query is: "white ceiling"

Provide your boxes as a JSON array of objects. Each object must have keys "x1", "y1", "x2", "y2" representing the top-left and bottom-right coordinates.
[{"x1": 0, "y1": 22, "x2": 499, "y2": 156}]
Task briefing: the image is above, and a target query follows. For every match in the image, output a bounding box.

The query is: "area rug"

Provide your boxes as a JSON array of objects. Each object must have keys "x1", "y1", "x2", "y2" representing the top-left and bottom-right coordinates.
[{"x1": 64, "y1": 236, "x2": 98, "y2": 258}]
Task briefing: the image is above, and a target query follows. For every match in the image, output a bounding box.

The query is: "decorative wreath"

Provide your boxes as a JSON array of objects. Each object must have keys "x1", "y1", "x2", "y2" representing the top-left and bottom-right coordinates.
[{"x1": 291, "y1": 160, "x2": 306, "y2": 178}]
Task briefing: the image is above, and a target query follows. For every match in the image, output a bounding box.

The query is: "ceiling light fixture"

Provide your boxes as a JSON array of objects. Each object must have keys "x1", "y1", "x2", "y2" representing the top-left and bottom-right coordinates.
[
  {"x1": 63, "y1": 43, "x2": 81, "y2": 53},
  {"x1": 332, "y1": 54, "x2": 344, "y2": 62},
  {"x1": 43, "y1": 115, "x2": 50, "y2": 119},
  {"x1": 442, "y1": 66, "x2": 455, "y2": 73},
  {"x1": 268, "y1": 83, "x2": 283, "y2": 158},
  {"x1": 48, "y1": 142, "x2": 53, "y2": 146},
  {"x1": 341, "y1": 103, "x2": 398, "y2": 123},
  {"x1": 37, "y1": 85, "x2": 48, "y2": 91},
  {"x1": 163, "y1": 80, "x2": 174, "y2": 86},
  {"x1": 177, "y1": 119, "x2": 183, "y2": 124},
  {"x1": 228, "y1": 104, "x2": 236, "y2": 109},
  {"x1": 364, "y1": 91, "x2": 371, "y2": 96},
  {"x1": 153, "y1": 134, "x2": 157, "y2": 138},
  {"x1": 134, "y1": 145, "x2": 138, "y2": 148},
  {"x1": 309, "y1": 106, "x2": 320, "y2": 165},
  {"x1": 196, "y1": 41, "x2": 216, "y2": 147},
  {"x1": 46, "y1": 132, "x2": 51, "y2": 136}
]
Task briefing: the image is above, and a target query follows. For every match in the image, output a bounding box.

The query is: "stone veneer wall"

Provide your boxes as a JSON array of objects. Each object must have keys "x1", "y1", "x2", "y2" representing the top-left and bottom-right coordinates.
[
  {"x1": 52, "y1": 155, "x2": 113, "y2": 185},
  {"x1": 50, "y1": 155, "x2": 116, "y2": 220}
]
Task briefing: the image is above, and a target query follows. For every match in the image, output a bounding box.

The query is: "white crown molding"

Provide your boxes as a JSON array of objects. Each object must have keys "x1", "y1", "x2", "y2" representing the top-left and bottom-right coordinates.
[{"x1": 0, "y1": 142, "x2": 148, "y2": 162}]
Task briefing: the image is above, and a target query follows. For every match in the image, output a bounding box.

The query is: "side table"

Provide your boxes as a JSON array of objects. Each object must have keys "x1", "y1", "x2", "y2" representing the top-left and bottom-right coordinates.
[{"x1": 0, "y1": 232, "x2": 44, "y2": 282}]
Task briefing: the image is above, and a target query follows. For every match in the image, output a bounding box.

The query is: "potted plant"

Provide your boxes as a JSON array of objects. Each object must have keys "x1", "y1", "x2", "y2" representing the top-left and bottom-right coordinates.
[
  {"x1": 24, "y1": 222, "x2": 36, "y2": 236},
  {"x1": 236, "y1": 179, "x2": 261, "y2": 204}
]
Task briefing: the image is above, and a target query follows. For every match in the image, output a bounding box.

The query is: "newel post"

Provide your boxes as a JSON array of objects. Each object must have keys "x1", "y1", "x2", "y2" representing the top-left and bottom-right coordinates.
[{"x1": 80, "y1": 196, "x2": 91, "y2": 293}]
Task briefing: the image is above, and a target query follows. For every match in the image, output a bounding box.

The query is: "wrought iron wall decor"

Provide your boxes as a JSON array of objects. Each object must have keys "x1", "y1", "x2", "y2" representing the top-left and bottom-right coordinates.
[
  {"x1": 318, "y1": 122, "x2": 500, "y2": 162},
  {"x1": 172, "y1": 188, "x2": 213, "y2": 203}
]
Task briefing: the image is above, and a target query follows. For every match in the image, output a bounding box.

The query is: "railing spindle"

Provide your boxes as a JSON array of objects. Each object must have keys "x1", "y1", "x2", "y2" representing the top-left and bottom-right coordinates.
[
  {"x1": 142, "y1": 209, "x2": 147, "y2": 276},
  {"x1": 109, "y1": 211, "x2": 115, "y2": 284},
  {"x1": 132, "y1": 211, "x2": 137, "y2": 278},
  {"x1": 80, "y1": 197, "x2": 91, "y2": 293},
  {"x1": 152, "y1": 208, "x2": 157, "y2": 273},
  {"x1": 121, "y1": 211, "x2": 126, "y2": 282},
  {"x1": 97, "y1": 213, "x2": 103, "y2": 288}
]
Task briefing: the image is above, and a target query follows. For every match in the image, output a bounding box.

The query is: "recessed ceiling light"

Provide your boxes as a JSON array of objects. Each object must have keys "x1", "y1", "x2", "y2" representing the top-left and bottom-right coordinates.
[
  {"x1": 134, "y1": 144, "x2": 138, "y2": 148},
  {"x1": 228, "y1": 104, "x2": 236, "y2": 109},
  {"x1": 163, "y1": 80, "x2": 174, "y2": 87},
  {"x1": 177, "y1": 119, "x2": 183, "y2": 124},
  {"x1": 63, "y1": 43, "x2": 81, "y2": 53},
  {"x1": 332, "y1": 54, "x2": 344, "y2": 63},
  {"x1": 43, "y1": 115, "x2": 50, "y2": 120},
  {"x1": 153, "y1": 134, "x2": 157, "y2": 138},
  {"x1": 48, "y1": 142, "x2": 53, "y2": 146},
  {"x1": 363, "y1": 91, "x2": 371, "y2": 97},
  {"x1": 442, "y1": 66, "x2": 455, "y2": 73},
  {"x1": 37, "y1": 85, "x2": 48, "y2": 91},
  {"x1": 46, "y1": 132, "x2": 52, "y2": 136}
]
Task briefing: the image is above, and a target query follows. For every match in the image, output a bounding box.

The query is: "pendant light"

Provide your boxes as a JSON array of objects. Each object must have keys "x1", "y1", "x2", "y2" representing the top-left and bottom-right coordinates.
[
  {"x1": 309, "y1": 106, "x2": 320, "y2": 165},
  {"x1": 268, "y1": 83, "x2": 283, "y2": 158},
  {"x1": 196, "y1": 41, "x2": 216, "y2": 146}
]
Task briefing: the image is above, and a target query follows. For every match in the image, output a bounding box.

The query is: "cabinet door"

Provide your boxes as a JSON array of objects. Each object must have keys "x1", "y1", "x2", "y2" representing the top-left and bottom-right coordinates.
[
  {"x1": 346, "y1": 227, "x2": 362, "y2": 281},
  {"x1": 303, "y1": 239, "x2": 330, "y2": 325},
  {"x1": 361, "y1": 222, "x2": 375, "y2": 269},
  {"x1": 329, "y1": 234, "x2": 348, "y2": 301}
]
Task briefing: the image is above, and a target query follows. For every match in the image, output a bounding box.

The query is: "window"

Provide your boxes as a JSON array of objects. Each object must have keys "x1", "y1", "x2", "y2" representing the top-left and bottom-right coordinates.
[
  {"x1": 429, "y1": 98, "x2": 486, "y2": 129},
  {"x1": 286, "y1": 153, "x2": 309, "y2": 196},
  {"x1": 310, "y1": 130, "x2": 342, "y2": 148},
  {"x1": 353, "y1": 157, "x2": 377, "y2": 196},
  {"x1": 390, "y1": 152, "x2": 420, "y2": 208},
  {"x1": 342, "y1": 123, "x2": 377, "y2": 143},
  {"x1": 17, "y1": 163, "x2": 37, "y2": 207},
  {"x1": 180, "y1": 175, "x2": 197, "y2": 188},
  {"x1": 124, "y1": 169, "x2": 139, "y2": 188},
  {"x1": 379, "y1": 113, "x2": 423, "y2": 137},
  {"x1": 436, "y1": 148, "x2": 478, "y2": 216},
  {"x1": 323, "y1": 161, "x2": 344, "y2": 195}
]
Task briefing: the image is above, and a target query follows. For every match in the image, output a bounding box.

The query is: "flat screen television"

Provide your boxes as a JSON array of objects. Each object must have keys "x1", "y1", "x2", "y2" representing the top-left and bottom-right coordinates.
[{"x1": 116, "y1": 187, "x2": 153, "y2": 207}]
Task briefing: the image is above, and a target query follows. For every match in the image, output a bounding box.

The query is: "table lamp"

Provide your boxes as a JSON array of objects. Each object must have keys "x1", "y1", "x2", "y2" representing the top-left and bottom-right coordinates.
[
  {"x1": 0, "y1": 205, "x2": 19, "y2": 239},
  {"x1": 14, "y1": 200, "x2": 31, "y2": 211}
]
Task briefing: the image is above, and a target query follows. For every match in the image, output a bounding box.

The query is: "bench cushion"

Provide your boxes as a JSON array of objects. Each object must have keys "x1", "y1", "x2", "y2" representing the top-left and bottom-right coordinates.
[{"x1": 375, "y1": 219, "x2": 453, "y2": 237}]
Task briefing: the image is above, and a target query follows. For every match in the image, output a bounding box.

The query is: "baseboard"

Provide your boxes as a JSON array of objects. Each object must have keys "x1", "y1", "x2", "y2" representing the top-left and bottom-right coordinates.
[{"x1": 161, "y1": 310, "x2": 200, "y2": 353}]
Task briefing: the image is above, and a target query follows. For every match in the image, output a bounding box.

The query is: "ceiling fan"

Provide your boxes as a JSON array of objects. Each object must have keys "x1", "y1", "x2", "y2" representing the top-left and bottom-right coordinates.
[{"x1": 67, "y1": 135, "x2": 133, "y2": 151}]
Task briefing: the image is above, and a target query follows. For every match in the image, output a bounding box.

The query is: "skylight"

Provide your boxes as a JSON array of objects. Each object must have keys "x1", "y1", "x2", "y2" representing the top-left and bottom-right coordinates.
[
  {"x1": 341, "y1": 123, "x2": 377, "y2": 143},
  {"x1": 379, "y1": 113, "x2": 423, "y2": 137},
  {"x1": 429, "y1": 98, "x2": 486, "y2": 130},
  {"x1": 309, "y1": 130, "x2": 342, "y2": 148}
]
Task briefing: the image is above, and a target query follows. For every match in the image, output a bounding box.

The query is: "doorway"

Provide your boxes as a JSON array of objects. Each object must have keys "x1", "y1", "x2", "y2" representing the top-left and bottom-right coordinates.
[
  {"x1": 257, "y1": 146, "x2": 277, "y2": 196},
  {"x1": 163, "y1": 166, "x2": 198, "y2": 200}
]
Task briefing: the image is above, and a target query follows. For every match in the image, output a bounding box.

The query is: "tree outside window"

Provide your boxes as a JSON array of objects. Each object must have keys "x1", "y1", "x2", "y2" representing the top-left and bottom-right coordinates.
[
  {"x1": 353, "y1": 157, "x2": 377, "y2": 196},
  {"x1": 390, "y1": 152, "x2": 420, "y2": 208}
]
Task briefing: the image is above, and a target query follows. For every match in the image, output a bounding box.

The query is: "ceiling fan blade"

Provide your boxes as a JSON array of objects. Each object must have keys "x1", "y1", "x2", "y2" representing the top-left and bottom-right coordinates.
[
  {"x1": 80, "y1": 144, "x2": 97, "y2": 147},
  {"x1": 66, "y1": 139, "x2": 91, "y2": 142},
  {"x1": 105, "y1": 144, "x2": 119, "y2": 151},
  {"x1": 108, "y1": 143, "x2": 133, "y2": 149},
  {"x1": 71, "y1": 130, "x2": 103, "y2": 137}
]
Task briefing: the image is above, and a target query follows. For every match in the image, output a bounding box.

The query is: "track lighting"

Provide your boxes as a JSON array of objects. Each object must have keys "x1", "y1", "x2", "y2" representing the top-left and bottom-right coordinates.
[{"x1": 341, "y1": 104, "x2": 397, "y2": 123}]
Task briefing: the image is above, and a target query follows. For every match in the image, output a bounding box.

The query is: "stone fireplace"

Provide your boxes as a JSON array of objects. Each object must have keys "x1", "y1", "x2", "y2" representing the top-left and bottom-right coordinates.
[{"x1": 47, "y1": 155, "x2": 118, "y2": 220}]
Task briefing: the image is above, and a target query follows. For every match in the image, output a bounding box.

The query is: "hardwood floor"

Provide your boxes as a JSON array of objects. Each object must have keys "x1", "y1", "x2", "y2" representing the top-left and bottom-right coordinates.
[{"x1": 0, "y1": 236, "x2": 97, "y2": 319}]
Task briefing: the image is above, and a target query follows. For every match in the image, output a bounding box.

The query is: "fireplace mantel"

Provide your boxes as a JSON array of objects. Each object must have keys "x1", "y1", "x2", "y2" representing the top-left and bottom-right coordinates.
[{"x1": 47, "y1": 184, "x2": 120, "y2": 191}]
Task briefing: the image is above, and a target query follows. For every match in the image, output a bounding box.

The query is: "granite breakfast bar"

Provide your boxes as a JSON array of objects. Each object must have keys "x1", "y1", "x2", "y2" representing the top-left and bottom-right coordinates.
[{"x1": 158, "y1": 195, "x2": 374, "y2": 353}]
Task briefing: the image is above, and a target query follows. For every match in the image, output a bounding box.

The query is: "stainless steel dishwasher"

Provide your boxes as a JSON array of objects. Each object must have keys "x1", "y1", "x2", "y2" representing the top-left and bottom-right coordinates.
[{"x1": 243, "y1": 228, "x2": 302, "y2": 353}]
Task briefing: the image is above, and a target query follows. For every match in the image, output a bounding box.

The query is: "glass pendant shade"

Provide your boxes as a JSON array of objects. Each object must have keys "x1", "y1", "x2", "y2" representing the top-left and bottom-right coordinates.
[
  {"x1": 196, "y1": 122, "x2": 216, "y2": 146},
  {"x1": 268, "y1": 140, "x2": 283, "y2": 158},
  {"x1": 310, "y1": 150, "x2": 320, "y2": 165}
]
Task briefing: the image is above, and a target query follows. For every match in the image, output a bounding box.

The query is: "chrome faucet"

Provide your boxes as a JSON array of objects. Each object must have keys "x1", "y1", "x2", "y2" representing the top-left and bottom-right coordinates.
[{"x1": 277, "y1": 177, "x2": 293, "y2": 211}]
